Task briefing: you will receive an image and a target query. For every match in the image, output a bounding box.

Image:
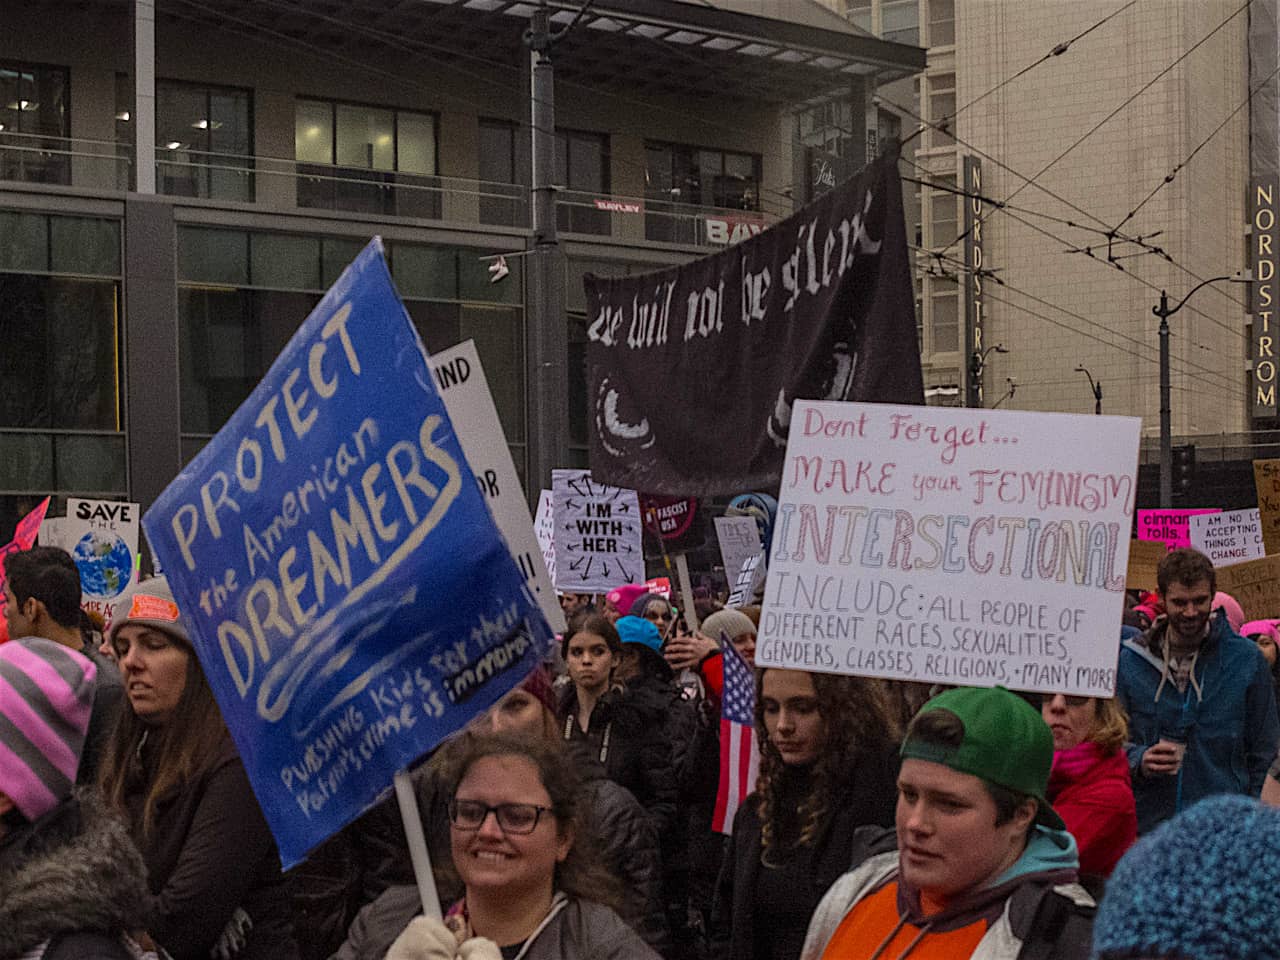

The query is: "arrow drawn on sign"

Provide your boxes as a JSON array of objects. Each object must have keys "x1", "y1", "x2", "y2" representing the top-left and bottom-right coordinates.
[
  {"x1": 618, "y1": 503, "x2": 632, "y2": 514},
  {"x1": 622, "y1": 544, "x2": 635, "y2": 554},
  {"x1": 567, "y1": 477, "x2": 590, "y2": 498},
  {"x1": 569, "y1": 556, "x2": 586, "y2": 571},
  {"x1": 617, "y1": 561, "x2": 634, "y2": 582},
  {"x1": 580, "y1": 557, "x2": 594, "y2": 581},
  {"x1": 607, "y1": 487, "x2": 622, "y2": 502},
  {"x1": 565, "y1": 543, "x2": 580, "y2": 553},
  {"x1": 566, "y1": 498, "x2": 582, "y2": 510},
  {"x1": 602, "y1": 560, "x2": 611, "y2": 579}
]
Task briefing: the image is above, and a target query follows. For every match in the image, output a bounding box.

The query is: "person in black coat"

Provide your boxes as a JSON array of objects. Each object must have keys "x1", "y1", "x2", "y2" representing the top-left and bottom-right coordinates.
[
  {"x1": 709, "y1": 669, "x2": 901, "y2": 960},
  {"x1": 558, "y1": 614, "x2": 679, "y2": 835}
]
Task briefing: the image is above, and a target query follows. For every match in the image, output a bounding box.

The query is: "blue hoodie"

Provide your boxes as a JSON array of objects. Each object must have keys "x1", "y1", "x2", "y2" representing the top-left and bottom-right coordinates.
[{"x1": 1116, "y1": 610, "x2": 1280, "y2": 834}]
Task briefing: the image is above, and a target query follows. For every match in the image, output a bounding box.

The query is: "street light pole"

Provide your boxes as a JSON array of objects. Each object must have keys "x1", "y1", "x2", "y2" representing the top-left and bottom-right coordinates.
[
  {"x1": 967, "y1": 343, "x2": 1008, "y2": 408},
  {"x1": 1074, "y1": 365, "x2": 1102, "y2": 415},
  {"x1": 1151, "y1": 275, "x2": 1248, "y2": 507}
]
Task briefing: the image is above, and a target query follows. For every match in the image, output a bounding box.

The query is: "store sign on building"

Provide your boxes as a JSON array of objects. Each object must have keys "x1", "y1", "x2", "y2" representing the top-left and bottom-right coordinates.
[
  {"x1": 963, "y1": 156, "x2": 985, "y2": 408},
  {"x1": 594, "y1": 198, "x2": 643, "y2": 214},
  {"x1": 705, "y1": 214, "x2": 765, "y2": 246},
  {"x1": 1254, "y1": 175, "x2": 1279, "y2": 417}
]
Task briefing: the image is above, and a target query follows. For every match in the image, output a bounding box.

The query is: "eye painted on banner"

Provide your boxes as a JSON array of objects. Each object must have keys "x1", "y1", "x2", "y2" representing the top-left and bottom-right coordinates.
[
  {"x1": 765, "y1": 341, "x2": 858, "y2": 449},
  {"x1": 595, "y1": 377, "x2": 656, "y2": 460}
]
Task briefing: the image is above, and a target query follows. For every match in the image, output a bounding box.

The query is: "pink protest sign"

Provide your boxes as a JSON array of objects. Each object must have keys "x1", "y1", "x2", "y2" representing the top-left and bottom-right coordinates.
[
  {"x1": 1136, "y1": 508, "x2": 1220, "y2": 550},
  {"x1": 0, "y1": 497, "x2": 51, "y2": 644}
]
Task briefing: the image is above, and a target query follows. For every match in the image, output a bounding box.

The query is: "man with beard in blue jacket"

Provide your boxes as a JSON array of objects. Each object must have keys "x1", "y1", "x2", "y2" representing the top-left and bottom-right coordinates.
[{"x1": 1116, "y1": 547, "x2": 1279, "y2": 833}]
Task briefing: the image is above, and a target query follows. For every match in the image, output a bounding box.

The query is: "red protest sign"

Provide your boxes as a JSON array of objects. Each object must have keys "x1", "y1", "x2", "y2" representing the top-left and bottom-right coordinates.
[{"x1": 0, "y1": 497, "x2": 51, "y2": 643}]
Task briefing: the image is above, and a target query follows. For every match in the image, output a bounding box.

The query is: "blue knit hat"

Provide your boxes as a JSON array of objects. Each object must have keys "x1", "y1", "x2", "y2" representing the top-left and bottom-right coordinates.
[
  {"x1": 615, "y1": 615, "x2": 662, "y2": 654},
  {"x1": 1093, "y1": 795, "x2": 1280, "y2": 960}
]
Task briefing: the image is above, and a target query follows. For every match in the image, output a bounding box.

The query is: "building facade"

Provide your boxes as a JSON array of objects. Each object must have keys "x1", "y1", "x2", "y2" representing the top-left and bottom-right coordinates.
[
  {"x1": 827, "y1": 0, "x2": 1252, "y2": 444},
  {"x1": 0, "y1": 0, "x2": 922, "y2": 535}
]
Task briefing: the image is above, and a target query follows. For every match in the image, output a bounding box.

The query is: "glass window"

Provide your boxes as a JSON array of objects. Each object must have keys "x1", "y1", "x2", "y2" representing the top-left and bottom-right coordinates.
[
  {"x1": 882, "y1": 0, "x2": 920, "y2": 44},
  {"x1": 296, "y1": 99, "x2": 439, "y2": 218},
  {"x1": 178, "y1": 227, "x2": 249, "y2": 286},
  {"x1": 156, "y1": 81, "x2": 252, "y2": 201},
  {"x1": 50, "y1": 217, "x2": 121, "y2": 276},
  {"x1": 843, "y1": 0, "x2": 872, "y2": 32},
  {"x1": 458, "y1": 247, "x2": 521, "y2": 305},
  {"x1": 460, "y1": 305, "x2": 525, "y2": 442},
  {"x1": 0, "y1": 211, "x2": 48, "y2": 273},
  {"x1": 0, "y1": 60, "x2": 70, "y2": 184},
  {"x1": 929, "y1": 176, "x2": 958, "y2": 248},
  {"x1": 644, "y1": 141, "x2": 761, "y2": 242},
  {"x1": 321, "y1": 237, "x2": 368, "y2": 288},
  {"x1": 931, "y1": 285, "x2": 959, "y2": 353},
  {"x1": 0, "y1": 274, "x2": 121, "y2": 430},
  {"x1": 556, "y1": 130, "x2": 610, "y2": 235},
  {"x1": 927, "y1": 74, "x2": 956, "y2": 150},
  {"x1": 391, "y1": 244, "x2": 458, "y2": 301},
  {"x1": 336, "y1": 103, "x2": 395, "y2": 171},
  {"x1": 397, "y1": 112, "x2": 436, "y2": 176},
  {"x1": 295, "y1": 100, "x2": 333, "y2": 165},
  {"x1": 929, "y1": 0, "x2": 955, "y2": 46},
  {"x1": 479, "y1": 119, "x2": 522, "y2": 227},
  {"x1": 250, "y1": 233, "x2": 320, "y2": 290}
]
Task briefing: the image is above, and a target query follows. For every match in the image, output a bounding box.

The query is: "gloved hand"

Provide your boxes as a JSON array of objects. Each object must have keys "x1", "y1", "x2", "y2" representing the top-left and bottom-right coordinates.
[
  {"x1": 386, "y1": 916, "x2": 460, "y2": 960},
  {"x1": 457, "y1": 938, "x2": 502, "y2": 960}
]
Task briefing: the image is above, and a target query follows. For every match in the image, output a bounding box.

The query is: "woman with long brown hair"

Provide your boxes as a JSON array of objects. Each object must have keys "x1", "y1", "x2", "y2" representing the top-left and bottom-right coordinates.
[
  {"x1": 96, "y1": 577, "x2": 298, "y2": 960},
  {"x1": 709, "y1": 669, "x2": 900, "y2": 960}
]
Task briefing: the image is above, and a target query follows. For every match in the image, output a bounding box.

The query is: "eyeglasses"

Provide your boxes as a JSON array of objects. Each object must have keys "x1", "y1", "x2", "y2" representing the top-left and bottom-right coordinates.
[
  {"x1": 1039, "y1": 693, "x2": 1091, "y2": 708},
  {"x1": 447, "y1": 799, "x2": 552, "y2": 835}
]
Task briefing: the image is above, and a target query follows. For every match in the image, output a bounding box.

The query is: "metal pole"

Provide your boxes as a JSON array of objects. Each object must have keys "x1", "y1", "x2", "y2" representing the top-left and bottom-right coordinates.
[
  {"x1": 1094, "y1": 382, "x2": 1102, "y2": 416},
  {"x1": 524, "y1": 2, "x2": 569, "y2": 499},
  {"x1": 1158, "y1": 291, "x2": 1172, "y2": 507}
]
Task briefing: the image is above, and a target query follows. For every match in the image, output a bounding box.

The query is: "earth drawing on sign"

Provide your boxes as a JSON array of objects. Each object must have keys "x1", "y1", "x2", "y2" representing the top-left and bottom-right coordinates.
[{"x1": 73, "y1": 531, "x2": 134, "y2": 599}]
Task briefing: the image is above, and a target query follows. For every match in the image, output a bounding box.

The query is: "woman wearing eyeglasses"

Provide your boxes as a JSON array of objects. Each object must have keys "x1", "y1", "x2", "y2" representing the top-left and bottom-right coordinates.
[
  {"x1": 1041, "y1": 693, "x2": 1137, "y2": 886},
  {"x1": 383, "y1": 732, "x2": 660, "y2": 960}
]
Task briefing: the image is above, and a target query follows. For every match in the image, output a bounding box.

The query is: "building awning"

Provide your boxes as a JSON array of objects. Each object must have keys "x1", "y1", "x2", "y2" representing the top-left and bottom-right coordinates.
[{"x1": 154, "y1": 0, "x2": 925, "y2": 104}]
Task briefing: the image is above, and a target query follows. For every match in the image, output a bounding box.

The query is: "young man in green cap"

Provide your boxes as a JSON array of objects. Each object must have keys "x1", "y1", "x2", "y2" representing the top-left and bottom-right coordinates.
[{"x1": 800, "y1": 686, "x2": 1096, "y2": 960}]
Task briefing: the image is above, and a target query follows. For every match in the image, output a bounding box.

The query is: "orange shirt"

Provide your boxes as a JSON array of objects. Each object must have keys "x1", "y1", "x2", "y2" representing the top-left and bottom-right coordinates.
[{"x1": 819, "y1": 882, "x2": 988, "y2": 959}]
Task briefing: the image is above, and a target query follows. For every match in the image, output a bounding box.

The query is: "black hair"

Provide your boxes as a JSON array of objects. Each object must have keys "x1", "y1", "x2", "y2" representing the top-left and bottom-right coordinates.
[
  {"x1": 3, "y1": 547, "x2": 83, "y2": 629},
  {"x1": 560, "y1": 612, "x2": 623, "y2": 662}
]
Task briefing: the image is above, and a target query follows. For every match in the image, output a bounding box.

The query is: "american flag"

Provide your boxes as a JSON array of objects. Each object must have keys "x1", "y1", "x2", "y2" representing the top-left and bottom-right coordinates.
[{"x1": 712, "y1": 633, "x2": 759, "y2": 834}]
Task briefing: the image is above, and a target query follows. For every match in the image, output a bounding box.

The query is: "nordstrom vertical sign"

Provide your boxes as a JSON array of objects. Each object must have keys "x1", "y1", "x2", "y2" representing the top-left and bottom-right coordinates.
[
  {"x1": 1255, "y1": 175, "x2": 1279, "y2": 417},
  {"x1": 963, "y1": 156, "x2": 985, "y2": 408}
]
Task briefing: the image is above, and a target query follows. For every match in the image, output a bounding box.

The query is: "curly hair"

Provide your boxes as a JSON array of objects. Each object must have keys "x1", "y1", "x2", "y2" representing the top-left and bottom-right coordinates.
[
  {"x1": 436, "y1": 730, "x2": 624, "y2": 911},
  {"x1": 1157, "y1": 547, "x2": 1216, "y2": 596},
  {"x1": 752, "y1": 669, "x2": 900, "y2": 864}
]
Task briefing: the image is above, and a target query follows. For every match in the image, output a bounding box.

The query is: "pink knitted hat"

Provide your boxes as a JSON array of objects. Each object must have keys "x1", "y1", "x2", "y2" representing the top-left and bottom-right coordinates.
[
  {"x1": 1213, "y1": 592, "x2": 1245, "y2": 633},
  {"x1": 0, "y1": 637, "x2": 96, "y2": 821}
]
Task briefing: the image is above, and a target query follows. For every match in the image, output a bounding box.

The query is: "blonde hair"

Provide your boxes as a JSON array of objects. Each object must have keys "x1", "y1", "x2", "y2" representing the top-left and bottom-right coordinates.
[{"x1": 1087, "y1": 697, "x2": 1129, "y2": 755}]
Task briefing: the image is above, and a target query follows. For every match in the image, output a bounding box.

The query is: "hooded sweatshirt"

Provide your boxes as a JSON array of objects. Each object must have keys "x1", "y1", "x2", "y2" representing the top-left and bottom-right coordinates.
[
  {"x1": 1047, "y1": 742, "x2": 1136, "y2": 879},
  {"x1": 1115, "y1": 610, "x2": 1280, "y2": 834},
  {"x1": 799, "y1": 827, "x2": 1096, "y2": 960}
]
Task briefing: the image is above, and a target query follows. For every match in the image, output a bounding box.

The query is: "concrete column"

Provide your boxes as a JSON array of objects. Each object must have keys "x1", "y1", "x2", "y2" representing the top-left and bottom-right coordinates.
[
  {"x1": 134, "y1": 0, "x2": 156, "y2": 194},
  {"x1": 124, "y1": 195, "x2": 180, "y2": 515},
  {"x1": 254, "y1": 88, "x2": 296, "y2": 209}
]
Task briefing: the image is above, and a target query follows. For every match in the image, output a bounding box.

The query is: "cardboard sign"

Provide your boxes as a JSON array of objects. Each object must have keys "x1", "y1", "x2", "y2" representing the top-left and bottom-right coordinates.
[
  {"x1": 429, "y1": 342, "x2": 565, "y2": 634},
  {"x1": 534, "y1": 490, "x2": 556, "y2": 591},
  {"x1": 714, "y1": 516, "x2": 763, "y2": 586},
  {"x1": 1254, "y1": 459, "x2": 1280, "y2": 555},
  {"x1": 1188, "y1": 508, "x2": 1266, "y2": 567},
  {"x1": 62, "y1": 498, "x2": 141, "y2": 627},
  {"x1": 1215, "y1": 554, "x2": 1280, "y2": 621},
  {"x1": 142, "y1": 240, "x2": 553, "y2": 867},
  {"x1": 1126, "y1": 538, "x2": 1167, "y2": 592},
  {"x1": 1136, "y1": 508, "x2": 1220, "y2": 550},
  {"x1": 0, "y1": 498, "x2": 50, "y2": 643},
  {"x1": 552, "y1": 471, "x2": 642, "y2": 592},
  {"x1": 757, "y1": 402, "x2": 1141, "y2": 697}
]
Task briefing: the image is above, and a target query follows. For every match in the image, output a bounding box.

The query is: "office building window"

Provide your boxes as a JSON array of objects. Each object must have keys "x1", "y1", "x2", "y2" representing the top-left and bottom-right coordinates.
[
  {"x1": 644, "y1": 141, "x2": 762, "y2": 243},
  {"x1": 930, "y1": 276, "x2": 960, "y2": 354},
  {"x1": 881, "y1": 0, "x2": 919, "y2": 44},
  {"x1": 929, "y1": 0, "x2": 955, "y2": 46},
  {"x1": 928, "y1": 175, "x2": 958, "y2": 248},
  {"x1": 556, "y1": 129, "x2": 610, "y2": 235},
  {"x1": 843, "y1": 0, "x2": 872, "y2": 33},
  {"x1": 0, "y1": 61, "x2": 70, "y2": 185},
  {"x1": 295, "y1": 98, "x2": 440, "y2": 218},
  {"x1": 479, "y1": 118, "x2": 524, "y2": 226},
  {"x1": 0, "y1": 211, "x2": 125, "y2": 496},
  {"x1": 156, "y1": 81, "x2": 253, "y2": 201},
  {"x1": 176, "y1": 227, "x2": 524, "y2": 470},
  {"x1": 926, "y1": 73, "x2": 956, "y2": 150}
]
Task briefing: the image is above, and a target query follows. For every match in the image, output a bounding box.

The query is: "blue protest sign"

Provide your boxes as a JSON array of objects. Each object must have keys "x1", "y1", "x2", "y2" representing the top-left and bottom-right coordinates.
[{"x1": 142, "y1": 239, "x2": 553, "y2": 868}]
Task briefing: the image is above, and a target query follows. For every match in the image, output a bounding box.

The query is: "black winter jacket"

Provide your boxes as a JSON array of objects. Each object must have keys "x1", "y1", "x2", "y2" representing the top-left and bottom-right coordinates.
[
  {"x1": 0, "y1": 793, "x2": 150, "y2": 960},
  {"x1": 558, "y1": 677, "x2": 678, "y2": 834},
  {"x1": 709, "y1": 749, "x2": 900, "y2": 960}
]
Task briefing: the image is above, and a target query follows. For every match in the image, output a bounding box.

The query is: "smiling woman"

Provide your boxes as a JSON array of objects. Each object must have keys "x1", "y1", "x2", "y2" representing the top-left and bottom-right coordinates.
[{"x1": 381, "y1": 732, "x2": 658, "y2": 960}]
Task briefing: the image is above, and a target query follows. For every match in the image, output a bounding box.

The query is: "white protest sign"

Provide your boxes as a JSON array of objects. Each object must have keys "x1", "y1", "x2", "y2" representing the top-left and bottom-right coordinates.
[
  {"x1": 714, "y1": 515, "x2": 763, "y2": 584},
  {"x1": 728, "y1": 553, "x2": 764, "y2": 606},
  {"x1": 757, "y1": 401, "x2": 1141, "y2": 697},
  {"x1": 535, "y1": 490, "x2": 557, "y2": 589},
  {"x1": 1188, "y1": 508, "x2": 1266, "y2": 567},
  {"x1": 430, "y1": 342, "x2": 565, "y2": 633},
  {"x1": 552, "y1": 470, "x2": 642, "y2": 592},
  {"x1": 37, "y1": 517, "x2": 71, "y2": 551},
  {"x1": 63, "y1": 498, "x2": 141, "y2": 625}
]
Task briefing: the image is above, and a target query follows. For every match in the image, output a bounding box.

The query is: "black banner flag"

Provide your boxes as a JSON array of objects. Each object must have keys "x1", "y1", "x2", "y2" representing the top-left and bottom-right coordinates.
[{"x1": 585, "y1": 152, "x2": 923, "y2": 496}]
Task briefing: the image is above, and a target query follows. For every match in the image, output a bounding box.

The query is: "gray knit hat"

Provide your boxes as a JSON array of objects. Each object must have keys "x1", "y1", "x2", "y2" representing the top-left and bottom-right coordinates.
[
  {"x1": 106, "y1": 576, "x2": 190, "y2": 648},
  {"x1": 701, "y1": 608, "x2": 756, "y2": 642}
]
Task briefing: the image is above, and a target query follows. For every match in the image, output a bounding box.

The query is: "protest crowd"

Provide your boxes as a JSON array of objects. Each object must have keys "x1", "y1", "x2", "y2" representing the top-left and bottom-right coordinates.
[{"x1": 3, "y1": 533, "x2": 1280, "y2": 960}]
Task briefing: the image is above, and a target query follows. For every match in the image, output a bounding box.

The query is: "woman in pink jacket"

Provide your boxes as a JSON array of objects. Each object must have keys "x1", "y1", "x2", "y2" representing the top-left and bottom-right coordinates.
[{"x1": 1041, "y1": 693, "x2": 1137, "y2": 884}]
